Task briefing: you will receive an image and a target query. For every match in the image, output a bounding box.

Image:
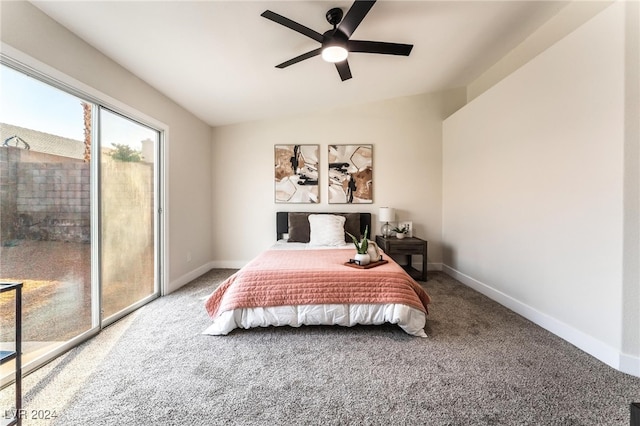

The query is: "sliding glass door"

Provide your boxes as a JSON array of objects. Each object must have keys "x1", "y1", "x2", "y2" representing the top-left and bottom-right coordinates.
[
  {"x1": 99, "y1": 108, "x2": 159, "y2": 322},
  {"x1": 0, "y1": 61, "x2": 163, "y2": 391}
]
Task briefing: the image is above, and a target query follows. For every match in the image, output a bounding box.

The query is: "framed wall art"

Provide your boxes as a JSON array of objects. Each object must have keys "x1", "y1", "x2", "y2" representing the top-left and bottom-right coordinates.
[
  {"x1": 274, "y1": 144, "x2": 319, "y2": 203},
  {"x1": 328, "y1": 144, "x2": 372, "y2": 204},
  {"x1": 398, "y1": 221, "x2": 413, "y2": 238}
]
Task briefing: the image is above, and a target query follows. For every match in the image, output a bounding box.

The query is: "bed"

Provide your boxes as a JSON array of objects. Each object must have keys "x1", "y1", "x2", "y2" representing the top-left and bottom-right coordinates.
[{"x1": 203, "y1": 212, "x2": 431, "y2": 337}]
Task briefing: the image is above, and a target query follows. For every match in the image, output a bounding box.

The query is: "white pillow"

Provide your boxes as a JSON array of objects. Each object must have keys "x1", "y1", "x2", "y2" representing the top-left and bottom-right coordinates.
[{"x1": 308, "y1": 214, "x2": 347, "y2": 247}]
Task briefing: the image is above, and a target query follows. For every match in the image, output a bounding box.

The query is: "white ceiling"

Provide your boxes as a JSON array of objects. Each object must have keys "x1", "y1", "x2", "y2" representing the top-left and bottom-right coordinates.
[{"x1": 32, "y1": 1, "x2": 568, "y2": 127}]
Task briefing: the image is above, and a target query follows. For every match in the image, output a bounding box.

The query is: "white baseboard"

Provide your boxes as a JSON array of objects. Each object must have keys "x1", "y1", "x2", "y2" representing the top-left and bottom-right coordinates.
[
  {"x1": 442, "y1": 264, "x2": 640, "y2": 378},
  {"x1": 168, "y1": 261, "x2": 215, "y2": 294},
  {"x1": 620, "y1": 353, "x2": 640, "y2": 377},
  {"x1": 427, "y1": 262, "x2": 443, "y2": 271},
  {"x1": 210, "y1": 260, "x2": 246, "y2": 269}
]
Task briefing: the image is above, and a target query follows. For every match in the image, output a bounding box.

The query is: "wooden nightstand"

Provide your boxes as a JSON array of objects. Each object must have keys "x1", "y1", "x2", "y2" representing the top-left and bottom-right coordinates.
[{"x1": 375, "y1": 236, "x2": 427, "y2": 281}]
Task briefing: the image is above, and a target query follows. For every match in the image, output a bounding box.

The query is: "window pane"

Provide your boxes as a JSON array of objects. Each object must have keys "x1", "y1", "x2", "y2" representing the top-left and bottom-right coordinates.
[
  {"x1": 0, "y1": 64, "x2": 93, "y2": 382},
  {"x1": 100, "y1": 108, "x2": 157, "y2": 319}
]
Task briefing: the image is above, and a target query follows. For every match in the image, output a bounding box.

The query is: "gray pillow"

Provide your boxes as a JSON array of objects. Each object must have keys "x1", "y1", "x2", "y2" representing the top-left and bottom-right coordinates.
[
  {"x1": 287, "y1": 212, "x2": 311, "y2": 242},
  {"x1": 338, "y1": 213, "x2": 361, "y2": 242}
]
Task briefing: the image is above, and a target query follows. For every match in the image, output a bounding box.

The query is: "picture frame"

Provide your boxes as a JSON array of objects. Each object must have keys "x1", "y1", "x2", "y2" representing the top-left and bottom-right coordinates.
[
  {"x1": 327, "y1": 144, "x2": 373, "y2": 204},
  {"x1": 274, "y1": 144, "x2": 319, "y2": 203},
  {"x1": 398, "y1": 221, "x2": 413, "y2": 238}
]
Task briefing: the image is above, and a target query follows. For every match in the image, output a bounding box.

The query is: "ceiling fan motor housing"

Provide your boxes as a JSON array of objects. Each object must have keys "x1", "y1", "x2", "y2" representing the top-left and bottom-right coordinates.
[
  {"x1": 322, "y1": 8, "x2": 348, "y2": 64},
  {"x1": 322, "y1": 29, "x2": 348, "y2": 49},
  {"x1": 326, "y1": 8, "x2": 343, "y2": 27}
]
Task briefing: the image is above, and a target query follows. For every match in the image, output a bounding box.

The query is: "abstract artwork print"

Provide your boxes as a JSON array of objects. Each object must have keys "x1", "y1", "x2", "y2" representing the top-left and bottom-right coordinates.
[
  {"x1": 274, "y1": 144, "x2": 319, "y2": 203},
  {"x1": 328, "y1": 144, "x2": 372, "y2": 204}
]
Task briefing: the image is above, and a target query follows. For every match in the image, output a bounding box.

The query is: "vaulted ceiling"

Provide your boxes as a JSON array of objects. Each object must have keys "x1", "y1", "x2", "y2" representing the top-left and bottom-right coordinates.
[{"x1": 32, "y1": 1, "x2": 568, "y2": 127}]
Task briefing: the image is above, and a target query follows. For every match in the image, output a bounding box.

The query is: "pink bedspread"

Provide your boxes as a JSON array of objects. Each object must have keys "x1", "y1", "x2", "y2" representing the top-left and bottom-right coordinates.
[{"x1": 205, "y1": 249, "x2": 431, "y2": 319}]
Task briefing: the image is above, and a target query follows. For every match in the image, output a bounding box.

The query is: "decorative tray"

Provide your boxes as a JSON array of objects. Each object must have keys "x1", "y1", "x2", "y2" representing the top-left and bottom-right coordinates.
[{"x1": 343, "y1": 259, "x2": 388, "y2": 269}]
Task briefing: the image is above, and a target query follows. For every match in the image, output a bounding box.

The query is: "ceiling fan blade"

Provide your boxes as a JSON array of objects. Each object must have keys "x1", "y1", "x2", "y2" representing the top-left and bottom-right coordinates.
[
  {"x1": 261, "y1": 10, "x2": 324, "y2": 43},
  {"x1": 338, "y1": 0, "x2": 376, "y2": 38},
  {"x1": 276, "y1": 48, "x2": 322, "y2": 69},
  {"x1": 335, "y1": 60, "x2": 352, "y2": 81},
  {"x1": 348, "y1": 40, "x2": 413, "y2": 56}
]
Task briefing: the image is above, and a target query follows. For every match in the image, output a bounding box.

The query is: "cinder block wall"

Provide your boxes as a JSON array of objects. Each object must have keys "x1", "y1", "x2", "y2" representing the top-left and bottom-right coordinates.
[
  {"x1": 15, "y1": 161, "x2": 90, "y2": 242},
  {"x1": 0, "y1": 147, "x2": 20, "y2": 242}
]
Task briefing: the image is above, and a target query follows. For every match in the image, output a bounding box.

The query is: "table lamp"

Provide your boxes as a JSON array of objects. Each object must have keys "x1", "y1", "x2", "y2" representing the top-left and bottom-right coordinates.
[{"x1": 379, "y1": 207, "x2": 395, "y2": 238}]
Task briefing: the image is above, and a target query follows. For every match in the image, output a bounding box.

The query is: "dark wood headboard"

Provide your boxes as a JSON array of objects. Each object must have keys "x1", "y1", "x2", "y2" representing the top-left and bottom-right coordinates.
[{"x1": 277, "y1": 212, "x2": 371, "y2": 240}]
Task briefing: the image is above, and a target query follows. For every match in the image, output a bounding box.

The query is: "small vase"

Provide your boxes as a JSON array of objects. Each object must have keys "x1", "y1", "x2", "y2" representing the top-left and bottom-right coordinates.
[
  {"x1": 396, "y1": 233, "x2": 406, "y2": 240},
  {"x1": 354, "y1": 253, "x2": 371, "y2": 266}
]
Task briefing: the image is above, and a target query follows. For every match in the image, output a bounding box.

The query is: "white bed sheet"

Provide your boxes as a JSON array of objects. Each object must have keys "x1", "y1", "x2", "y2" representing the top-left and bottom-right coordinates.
[
  {"x1": 269, "y1": 239, "x2": 350, "y2": 250},
  {"x1": 203, "y1": 303, "x2": 427, "y2": 337}
]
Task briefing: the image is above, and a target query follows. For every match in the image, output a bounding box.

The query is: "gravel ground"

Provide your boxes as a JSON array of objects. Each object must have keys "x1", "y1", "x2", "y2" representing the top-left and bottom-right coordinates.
[
  {"x1": 1, "y1": 239, "x2": 154, "y2": 344},
  {"x1": 0, "y1": 240, "x2": 91, "y2": 341}
]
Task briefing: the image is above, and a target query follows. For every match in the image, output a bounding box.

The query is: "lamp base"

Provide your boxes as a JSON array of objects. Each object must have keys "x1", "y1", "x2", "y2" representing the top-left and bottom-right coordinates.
[{"x1": 381, "y1": 222, "x2": 392, "y2": 238}]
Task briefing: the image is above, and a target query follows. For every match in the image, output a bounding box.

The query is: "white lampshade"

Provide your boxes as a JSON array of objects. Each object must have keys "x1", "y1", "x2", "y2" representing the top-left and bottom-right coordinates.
[{"x1": 379, "y1": 207, "x2": 395, "y2": 223}]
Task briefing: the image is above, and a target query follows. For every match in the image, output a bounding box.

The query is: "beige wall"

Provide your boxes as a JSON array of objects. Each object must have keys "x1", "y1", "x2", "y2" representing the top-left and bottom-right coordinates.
[
  {"x1": 0, "y1": 1, "x2": 214, "y2": 292},
  {"x1": 211, "y1": 90, "x2": 466, "y2": 267},
  {"x1": 467, "y1": 1, "x2": 614, "y2": 101},
  {"x1": 443, "y1": 1, "x2": 639, "y2": 376},
  {"x1": 621, "y1": 0, "x2": 640, "y2": 372}
]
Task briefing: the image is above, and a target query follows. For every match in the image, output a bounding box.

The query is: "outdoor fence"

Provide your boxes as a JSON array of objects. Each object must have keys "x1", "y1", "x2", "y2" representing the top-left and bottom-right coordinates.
[{"x1": 1, "y1": 147, "x2": 90, "y2": 244}]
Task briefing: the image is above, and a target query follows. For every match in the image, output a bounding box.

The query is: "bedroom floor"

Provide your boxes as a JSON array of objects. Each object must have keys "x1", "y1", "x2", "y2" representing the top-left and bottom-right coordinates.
[{"x1": 3, "y1": 270, "x2": 639, "y2": 425}]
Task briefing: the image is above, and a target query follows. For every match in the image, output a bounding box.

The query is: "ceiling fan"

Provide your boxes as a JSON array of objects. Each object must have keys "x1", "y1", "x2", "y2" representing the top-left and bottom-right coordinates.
[{"x1": 261, "y1": 0, "x2": 413, "y2": 81}]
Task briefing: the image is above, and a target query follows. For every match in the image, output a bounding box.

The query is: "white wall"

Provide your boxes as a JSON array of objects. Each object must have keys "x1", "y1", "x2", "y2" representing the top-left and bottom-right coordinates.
[
  {"x1": 621, "y1": 0, "x2": 640, "y2": 373},
  {"x1": 0, "y1": 1, "x2": 214, "y2": 292},
  {"x1": 211, "y1": 90, "x2": 466, "y2": 267},
  {"x1": 467, "y1": 1, "x2": 613, "y2": 102},
  {"x1": 443, "y1": 1, "x2": 639, "y2": 375}
]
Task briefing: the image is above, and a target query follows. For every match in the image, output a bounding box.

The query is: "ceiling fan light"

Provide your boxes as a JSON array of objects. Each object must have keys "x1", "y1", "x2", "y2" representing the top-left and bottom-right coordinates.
[{"x1": 322, "y1": 46, "x2": 348, "y2": 63}]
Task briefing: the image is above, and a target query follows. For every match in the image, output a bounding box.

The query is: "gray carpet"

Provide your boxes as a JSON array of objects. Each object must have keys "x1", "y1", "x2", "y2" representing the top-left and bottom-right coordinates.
[{"x1": 15, "y1": 271, "x2": 640, "y2": 425}]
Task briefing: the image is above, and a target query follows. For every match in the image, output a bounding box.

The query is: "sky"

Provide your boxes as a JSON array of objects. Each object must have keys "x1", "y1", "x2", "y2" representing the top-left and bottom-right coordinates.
[{"x1": 0, "y1": 64, "x2": 157, "y2": 150}]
